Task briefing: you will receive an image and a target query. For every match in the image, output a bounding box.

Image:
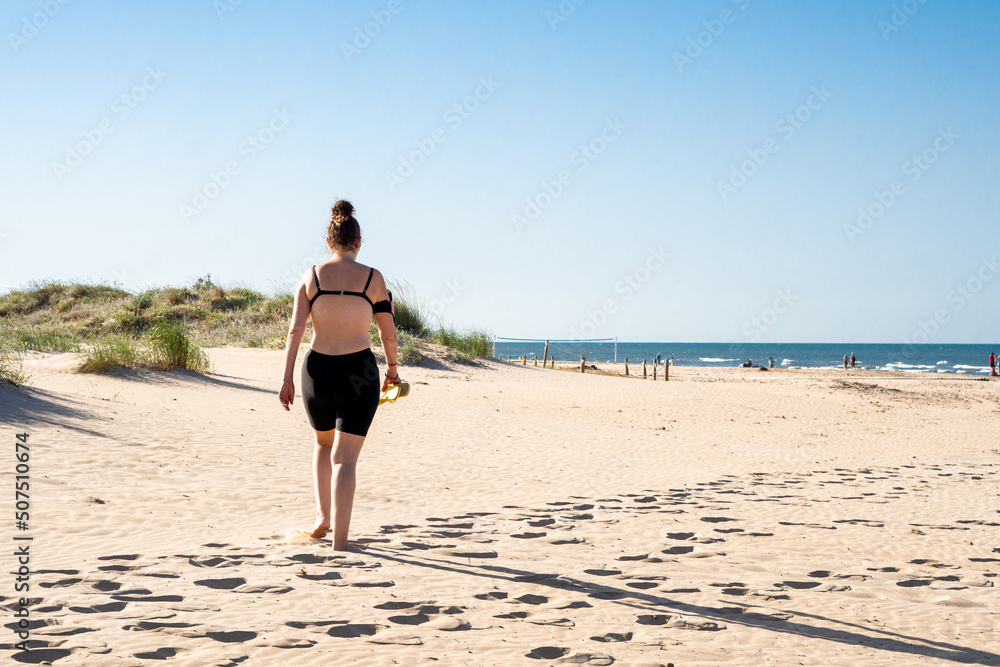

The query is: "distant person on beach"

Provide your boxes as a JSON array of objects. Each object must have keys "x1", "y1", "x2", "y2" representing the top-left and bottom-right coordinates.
[
  {"x1": 850, "y1": 353, "x2": 857, "y2": 370},
  {"x1": 279, "y1": 199, "x2": 400, "y2": 551},
  {"x1": 991, "y1": 351, "x2": 996, "y2": 376},
  {"x1": 768, "y1": 357, "x2": 774, "y2": 369},
  {"x1": 844, "y1": 354, "x2": 849, "y2": 370},
  {"x1": 740, "y1": 358, "x2": 753, "y2": 368},
  {"x1": 655, "y1": 353, "x2": 661, "y2": 367}
]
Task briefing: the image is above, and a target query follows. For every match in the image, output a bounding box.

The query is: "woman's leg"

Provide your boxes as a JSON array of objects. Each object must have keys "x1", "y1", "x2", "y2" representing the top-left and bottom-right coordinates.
[
  {"x1": 330, "y1": 430, "x2": 366, "y2": 550},
  {"x1": 310, "y1": 429, "x2": 336, "y2": 538}
]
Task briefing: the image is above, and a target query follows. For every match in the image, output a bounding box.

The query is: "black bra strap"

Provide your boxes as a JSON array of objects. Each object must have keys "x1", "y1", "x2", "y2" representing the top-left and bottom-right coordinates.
[
  {"x1": 362, "y1": 267, "x2": 374, "y2": 294},
  {"x1": 311, "y1": 265, "x2": 320, "y2": 290}
]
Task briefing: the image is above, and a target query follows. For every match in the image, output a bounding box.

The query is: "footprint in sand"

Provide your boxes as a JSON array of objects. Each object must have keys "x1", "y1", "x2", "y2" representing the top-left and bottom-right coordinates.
[
  {"x1": 474, "y1": 591, "x2": 508, "y2": 601},
  {"x1": 588, "y1": 589, "x2": 628, "y2": 600},
  {"x1": 626, "y1": 581, "x2": 659, "y2": 590},
  {"x1": 780, "y1": 581, "x2": 821, "y2": 590},
  {"x1": 514, "y1": 594, "x2": 549, "y2": 605},
  {"x1": 662, "y1": 546, "x2": 694, "y2": 555},
  {"x1": 512, "y1": 532, "x2": 548, "y2": 539},
  {"x1": 327, "y1": 624, "x2": 386, "y2": 638},
  {"x1": 183, "y1": 555, "x2": 245, "y2": 568},
  {"x1": 11, "y1": 649, "x2": 74, "y2": 663},
  {"x1": 591, "y1": 632, "x2": 632, "y2": 642},
  {"x1": 778, "y1": 522, "x2": 836, "y2": 530},
  {"x1": 527, "y1": 646, "x2": 570, "y2": 659},
  {"x1": 584, "y1": 569, "x2": 621, "y2": 577},
  {"x1": 134, "y1": 647, "x2": 180, "y2": 660},
  {"x1": 833, "y1": 519, "x2": 884, "y2": 527},
  {"x1": 194, "y1": 577, "x2": 246, "y2": 590},
  {"x1": 285, "y1": 620, "x2": 351, "y2": 630},
  {"x1": 39, "y1": 578, "x2": 83, "y2": 588},
  {"x1": 617, "y1": 554, "x2": 650, "y2": 561},
  {"x1": 297, "y1": 571, "x2": 343, "y2": 583},
  {"x1": 70, "y1": 601, "x2": 128, "y2": 614},
  {"x1": 666, "y1": 532, "x2": 695, "y2": 540},
  {"x1": 388, "y1": 613, "x2": 432, "y2": 625},
  {"x1": 92, "y1": 580, "x2": 122, "y2": 592},
  {"x1": 122, "y1": 621, "x2": 199, "y2": 632},
  {"x1": 112, "y1": 592, "x2": 185, "y2": 603}
]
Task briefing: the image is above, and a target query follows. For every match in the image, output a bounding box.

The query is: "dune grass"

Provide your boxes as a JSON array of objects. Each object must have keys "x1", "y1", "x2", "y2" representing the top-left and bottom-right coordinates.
[
  {"x1": 78, "y1": 322, "x2": 210, "y2": 374},
  {"x1": 145, "y1": 320, "x2": 210, "y2": 373},
  {"x1": 78, "y1": 335, "x2": 144, "y2": 374},
  {"x1": 0, "y1": 340, "x2": 29, "y2": 387},
  {"x1": 431, "y1": 326, "x2": 493, "y2": 358},
  {"x1": 388, "y1": 280, "x2": 429, "y2": 336},
  {"x1": 2, "y1": 275, "x2": 492, "y2": 377}
]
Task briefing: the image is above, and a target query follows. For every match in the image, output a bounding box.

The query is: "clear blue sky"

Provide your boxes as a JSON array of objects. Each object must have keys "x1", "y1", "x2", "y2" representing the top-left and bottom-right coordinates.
[{"x1": 3, "y1": 0, "x2": 999, "y2": 343}]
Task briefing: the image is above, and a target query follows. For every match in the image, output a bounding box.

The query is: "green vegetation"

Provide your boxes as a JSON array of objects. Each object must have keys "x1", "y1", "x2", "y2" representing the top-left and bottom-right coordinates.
[
  {"x1": 1, "y1": 274, "x2": 492, "y2": 380},
  {"x1": 431, "y1": 326, "x2": 493, "y2": 358},
  {"x1": 78, "y1": 335, "x2": 143, "y2": 373},
  {"x1": 13, "y1": 327, "x2": 80, "y2": 352},
  {"x1": 398, "y1": 331, "x2": 423, "y2": 366},
  {"x1": 388, "y1": 281, "x2": 429, "y2": 336},
  {"x1": 145, "y1": 320, "x2": 210, "y2": 373},
  {"x1": 0, "y1": 340, "x2": 29, "y2": 387}
]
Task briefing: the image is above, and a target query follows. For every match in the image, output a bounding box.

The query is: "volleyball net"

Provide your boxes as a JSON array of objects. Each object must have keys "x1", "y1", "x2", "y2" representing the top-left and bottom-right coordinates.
[{"x1": 493, "y1": 337, "x2": 618, "y2": 362}]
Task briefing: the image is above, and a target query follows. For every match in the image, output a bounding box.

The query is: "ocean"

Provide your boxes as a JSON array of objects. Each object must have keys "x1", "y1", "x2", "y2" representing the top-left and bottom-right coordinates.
[{"x1": 492, "y1": 341, "x2": 998, "y2": 376}]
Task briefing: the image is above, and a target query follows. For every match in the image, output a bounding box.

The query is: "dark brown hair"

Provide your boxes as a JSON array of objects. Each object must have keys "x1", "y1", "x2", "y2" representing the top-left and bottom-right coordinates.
[{"x1": 328, "y1": 199, "x2": 361, "y2": 251}]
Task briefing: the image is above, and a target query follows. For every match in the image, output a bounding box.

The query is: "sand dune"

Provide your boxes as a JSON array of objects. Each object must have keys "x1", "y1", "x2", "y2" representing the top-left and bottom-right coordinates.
[{"x1": 2, "y1": 347, "x2": 999, "y2": 665}]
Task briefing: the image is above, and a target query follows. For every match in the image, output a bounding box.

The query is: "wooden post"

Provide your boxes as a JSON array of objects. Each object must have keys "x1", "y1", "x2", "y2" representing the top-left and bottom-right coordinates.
[
  {"x1": 542, "y1": 340, "x2": 549, "y2": 369},
  {"x1": 653, "y1": 364, "x2": 657, "y2": 381},
  {"x1": 534, "y1": 357, "x2": 537, "y2": 367},
  {"x1": 551, "y1": 357, "x2": 555, "y2": 370},
  {"x1": 580, "y1": 355, "x2": 586, "y2": 373},
  {"x1": 643, "y1": 359, "x2": 647, "y2": 379},
  {"x1": 625, "y1": 357, "x2": 629, "y2": 376},
  {"x1": 665, "y1": 360, "x2": 669, "y2": 381},
  {"x1": 522, "y1": 355, "x2": 526, "y2": 365}
]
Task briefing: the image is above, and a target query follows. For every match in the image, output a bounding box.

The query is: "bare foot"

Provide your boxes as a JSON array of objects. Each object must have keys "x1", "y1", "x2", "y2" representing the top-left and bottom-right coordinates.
[
  {"x1": 310, "y1": 516, "x2": 330, "y2": 539},
  {"x1": 333, "y1": 542, "x2": 365, "y2": 553}
]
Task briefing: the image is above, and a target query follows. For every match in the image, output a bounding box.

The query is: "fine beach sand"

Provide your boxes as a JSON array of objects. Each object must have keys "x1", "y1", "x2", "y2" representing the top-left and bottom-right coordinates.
[{"x1": 2, "y1": 349, "x2": 999, "y2": 666}]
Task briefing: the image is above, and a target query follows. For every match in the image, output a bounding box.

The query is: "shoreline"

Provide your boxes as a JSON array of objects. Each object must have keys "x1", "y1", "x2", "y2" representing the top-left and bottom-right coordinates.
[{"x1": 504, "y1": 359, "x2": 997, "y2": 381}]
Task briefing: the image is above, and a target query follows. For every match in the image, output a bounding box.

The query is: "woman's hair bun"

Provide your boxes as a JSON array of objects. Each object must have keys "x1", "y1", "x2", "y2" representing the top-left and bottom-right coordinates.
[
  {"x1": 328, "y1": 199, "x2": 361, "y2": 251},
  {"x1": 331, "y1": 199, "x2": 355, "y2": 224}
]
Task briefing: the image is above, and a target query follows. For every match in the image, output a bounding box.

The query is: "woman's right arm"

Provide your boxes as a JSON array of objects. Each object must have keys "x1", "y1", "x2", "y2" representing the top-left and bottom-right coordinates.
[{"x1": 279, "y1": 270, "x2": 312, "y2": 410}]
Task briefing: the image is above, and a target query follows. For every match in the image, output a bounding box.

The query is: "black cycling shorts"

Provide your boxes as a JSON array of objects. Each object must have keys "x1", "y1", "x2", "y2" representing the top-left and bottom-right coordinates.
[{"x1": 300, "y1": 347, "x2": 380, "y2": 436}]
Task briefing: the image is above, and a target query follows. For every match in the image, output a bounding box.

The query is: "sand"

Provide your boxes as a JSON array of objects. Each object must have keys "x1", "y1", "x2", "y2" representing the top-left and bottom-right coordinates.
[{"x1": 2, "y1": 348, "x2": 999, "y2": 666}]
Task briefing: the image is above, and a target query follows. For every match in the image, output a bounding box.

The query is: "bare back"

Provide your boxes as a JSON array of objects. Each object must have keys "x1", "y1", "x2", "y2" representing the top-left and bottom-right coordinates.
[{"x1": 304, "y1": 258, "x2": 388, "y2": 355}]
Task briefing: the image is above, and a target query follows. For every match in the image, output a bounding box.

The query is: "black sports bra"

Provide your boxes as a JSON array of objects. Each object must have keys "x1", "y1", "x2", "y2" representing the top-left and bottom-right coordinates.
[{"x1": 308, "y1": 265, "x2": 393, "y2": 316}]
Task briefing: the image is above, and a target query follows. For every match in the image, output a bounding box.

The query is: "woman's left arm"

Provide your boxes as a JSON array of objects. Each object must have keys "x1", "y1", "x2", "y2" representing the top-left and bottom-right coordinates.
[{"x1": 279, "y1": 271, "x2": 312, "y2": 410}]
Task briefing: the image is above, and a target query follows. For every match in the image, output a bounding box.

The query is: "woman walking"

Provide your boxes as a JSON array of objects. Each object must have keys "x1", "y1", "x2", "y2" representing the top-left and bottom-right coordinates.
[{"x1": 279, "y1": 200, "x2": 399, "y2": 551}]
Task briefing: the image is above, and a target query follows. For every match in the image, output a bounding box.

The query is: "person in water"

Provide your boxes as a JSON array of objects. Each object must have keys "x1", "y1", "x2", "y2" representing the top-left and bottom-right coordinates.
[{"x1": 279, "y1": 199, "x2": 400, "y2": 551}]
